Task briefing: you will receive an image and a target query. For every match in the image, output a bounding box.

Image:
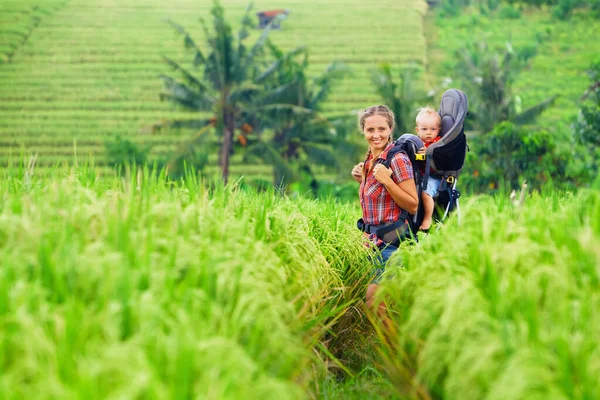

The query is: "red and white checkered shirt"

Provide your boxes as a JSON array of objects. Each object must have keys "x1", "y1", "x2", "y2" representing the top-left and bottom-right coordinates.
[{"x1": 359, "y1": 143, "x2": 414, "y2": 246}]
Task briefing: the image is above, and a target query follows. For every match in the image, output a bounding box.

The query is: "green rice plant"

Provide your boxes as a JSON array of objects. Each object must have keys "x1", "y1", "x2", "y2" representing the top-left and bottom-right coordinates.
[
  {"x1": 377, "y1": 189, "x2": 600, "y2": 399},
  {"x1": 0, "y1": 162, "x2": 384, "y2": 399}
]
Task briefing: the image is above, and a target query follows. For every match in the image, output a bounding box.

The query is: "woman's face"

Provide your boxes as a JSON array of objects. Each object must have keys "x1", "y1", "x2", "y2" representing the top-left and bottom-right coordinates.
[{"x1": 363, "y1": 115, "x2": 392, "y2": 154}]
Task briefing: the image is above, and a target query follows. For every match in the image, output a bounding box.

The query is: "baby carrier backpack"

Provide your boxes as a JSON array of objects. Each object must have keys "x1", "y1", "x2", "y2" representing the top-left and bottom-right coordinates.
[
  {"x1": 421, "y1": 88, "x2": 469, "y2": 225},
  {"x1": 357, "y1": 89, "x2": 469, "y2": 244}
]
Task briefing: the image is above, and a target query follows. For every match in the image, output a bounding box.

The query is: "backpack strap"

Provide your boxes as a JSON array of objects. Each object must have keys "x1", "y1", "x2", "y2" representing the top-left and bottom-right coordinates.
[
  {"x1": 378, "y1": 146, "x2": 404, "y2": 169},
  {"x1": 357, "y1": 215, "x2": 412, "y2": 246},
  {"x1": 359, "y1": 144, "x2": 421, "y2": 244},
  {"x1": 422, "y1": 157, "x2": 431, "y2": 193}
]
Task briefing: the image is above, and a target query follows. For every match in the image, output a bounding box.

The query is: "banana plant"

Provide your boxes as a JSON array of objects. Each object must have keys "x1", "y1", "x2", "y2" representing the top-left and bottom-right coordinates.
[
  {"x1": 157, "y1": 0, "x2": 306, "y2": 183},
  {"x1": 371, "y1": 63, "x2": 433, "y2": 134},
  {"x1": 456, "y1": 41, "x2": 557, "y2": 133},
  {"x1": 242, "y1": 46, "x2": 355, "y2": 190}
]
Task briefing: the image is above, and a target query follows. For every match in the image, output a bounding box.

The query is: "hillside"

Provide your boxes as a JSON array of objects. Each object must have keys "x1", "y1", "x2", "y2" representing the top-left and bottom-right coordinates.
[
  {"x1": 0, "y1": 0, "x2": 429, "y2": 168},
  {"x1": 428, "y1": 8, "x2": 600, "y2": 132}
]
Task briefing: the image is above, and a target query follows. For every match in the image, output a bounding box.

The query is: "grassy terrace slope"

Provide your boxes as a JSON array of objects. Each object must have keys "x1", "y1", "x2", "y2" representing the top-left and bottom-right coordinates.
[
  {"x1": 0, "y1": 0, "x2": 429, "y2": 167},
  {"x1": 429, "y1": 9, "x2": 600, "y2": 132}
]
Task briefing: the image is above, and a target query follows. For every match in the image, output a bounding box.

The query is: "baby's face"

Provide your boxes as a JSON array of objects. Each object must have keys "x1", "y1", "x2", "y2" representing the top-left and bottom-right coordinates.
[{"x1": 416, "y1": 114, "x2": 441, "y2": 144}]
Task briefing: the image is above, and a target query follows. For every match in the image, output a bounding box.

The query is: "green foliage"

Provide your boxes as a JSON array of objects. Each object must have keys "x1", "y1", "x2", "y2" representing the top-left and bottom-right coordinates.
[
  {"x1": 461, "y1": 122, "x2": 570, "y2": 192},
  {"x1": 455, "y1": 40, "x2": 557, "y2": 132},
  {"x1": 501, "y1": 0, "x2": 599, "y2": 19},
  {"x1": 371, "y1": 63, "x2": 433, "y2": 134},
  {"x1": 104, "y1": 136, "x2": 150, "y2": 169},
  {"x1": 0, "y1": 0, "x2": 68, "y2": 63},
  {"x1": 438, "y1": 0, "x2": 474, "y2": 17},
  {"x1": 0, "y1": 165, "x2": 378, "y2": 398},
  {"x1": 160, "y1": 0, "x2": 306, "y2": 183},
  {"x1": 242, "y1": 47, "x2": 354, "y2": 190},
  {"x1": 552, "y1": 0, "x2": 585, "y2": 19},
  {"x1": 0, "y1": 0, "x2": 430, "y2": 176},
  {"x1": 432, "y1": 4, "x2": 600, "y2": 143},
  {"x1": 572, "y1": 60, "x2": 600, "y2": 181},
  {"x1": 497, "y1": 4, "x2": 522, "y2": 18},
  {"x1": 380, "y1": 190, "x2": 600, "y2": 399}
]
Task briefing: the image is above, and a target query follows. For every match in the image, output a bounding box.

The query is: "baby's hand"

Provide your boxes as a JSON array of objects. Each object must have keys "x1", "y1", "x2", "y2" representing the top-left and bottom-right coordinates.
[{"x1": 417, "y1": 147, "x2": 426, "y2": 155}]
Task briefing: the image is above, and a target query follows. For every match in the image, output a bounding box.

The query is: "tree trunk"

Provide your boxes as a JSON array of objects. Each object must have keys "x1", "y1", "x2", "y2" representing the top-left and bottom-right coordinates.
[{"x1": 220, "y1": 108, "x2": 234, "y2": 184}]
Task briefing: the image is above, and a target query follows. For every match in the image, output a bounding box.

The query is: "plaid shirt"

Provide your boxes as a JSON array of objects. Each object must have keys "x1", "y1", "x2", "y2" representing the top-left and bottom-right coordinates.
[{"x1": 359, "y1": 143, "x2": 414, "y2": 246}]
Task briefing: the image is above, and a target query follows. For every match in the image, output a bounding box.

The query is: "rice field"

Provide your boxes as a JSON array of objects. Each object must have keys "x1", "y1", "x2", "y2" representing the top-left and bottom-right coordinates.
[
  {"x1": 428, "y1": 8, "x2": 600, "y2": 132},
  {"x1": 1, "y1": 164, "x2": 599, "y2": 399},
  {"x1": 380, "y1": 183, "x2": 600, "y2": 399},
  {"x1": 0, "y1": 0, "x2": 429, "y2": 168},
  {"x1": 0, "y1": 163, "x2": 376, "y2": 399}
]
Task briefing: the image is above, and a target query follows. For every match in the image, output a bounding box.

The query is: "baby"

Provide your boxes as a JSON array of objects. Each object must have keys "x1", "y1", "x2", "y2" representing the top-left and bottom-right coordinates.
[{"x1": 415, "y1": 106, "x2": 442, "y2": 231}]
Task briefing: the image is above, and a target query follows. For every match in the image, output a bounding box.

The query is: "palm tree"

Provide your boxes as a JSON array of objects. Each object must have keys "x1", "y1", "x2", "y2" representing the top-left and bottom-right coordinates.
[
  {"x1": 157, "y1": 0, "x2": 303, "y2": 183},
  {"x1": 456, "y1": 41, "x2": 557, "y2": 133},
  {"x1": 242, "y1": 47, "x2": 355, "y2": 190},
  {"x1": 371, "y1": 63, "x2": 433, "y2": 134}
]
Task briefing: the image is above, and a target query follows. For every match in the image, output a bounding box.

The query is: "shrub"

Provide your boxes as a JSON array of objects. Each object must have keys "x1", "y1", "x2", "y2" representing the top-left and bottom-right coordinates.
[
  {"x1": 461, "y1": 122, "x2": 571, "y2": 192},
  {"x1": 572, "y1": 61, "x2": 600, "y2": 182},
  {"x1": 104, "y1": 136, "x2": 150, "y2": 169},
  {"x1": 498, "y1": 4, "x2": 522, "y2": 18},
  {"x1": 553, "y1": 0, "x2": 584, "y2": 19}
]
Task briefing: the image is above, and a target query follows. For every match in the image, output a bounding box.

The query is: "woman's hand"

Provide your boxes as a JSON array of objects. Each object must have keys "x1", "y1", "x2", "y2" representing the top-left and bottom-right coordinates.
[
  {"x1": 351, "y1": 162, "x2": 364, "y2": 183},
  {"x1": 417, "y1": 146, "x2": 426, "y2": 155},
  {"x1": 373, "y1": 164, "x2": 393, "y2": 185}
]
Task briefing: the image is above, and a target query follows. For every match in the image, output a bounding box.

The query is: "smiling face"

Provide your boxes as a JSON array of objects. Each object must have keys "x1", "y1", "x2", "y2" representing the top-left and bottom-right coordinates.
[
  {"x1": 363, "y1": 114, "x2": 392, "y2": 155},
  {"x1": 415, "y1": 113, "x2": 441, "y2": 144}
]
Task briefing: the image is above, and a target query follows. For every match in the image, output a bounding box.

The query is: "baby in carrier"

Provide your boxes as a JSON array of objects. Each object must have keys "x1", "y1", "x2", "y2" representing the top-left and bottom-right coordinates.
[{"x1": 415, "y1": 106, "x2": 442, "y2": 231}]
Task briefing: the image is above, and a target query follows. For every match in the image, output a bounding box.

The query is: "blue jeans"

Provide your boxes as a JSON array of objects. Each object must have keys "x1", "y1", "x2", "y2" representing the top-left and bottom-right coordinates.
[{"x1": 371, "y1": 243, "x2": 398, "y2": 284}]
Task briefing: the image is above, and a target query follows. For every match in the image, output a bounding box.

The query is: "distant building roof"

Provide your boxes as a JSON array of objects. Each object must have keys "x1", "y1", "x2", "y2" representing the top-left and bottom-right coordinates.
[{"x1": 256, "y1": 9, "x2": 288, "y2": 17}]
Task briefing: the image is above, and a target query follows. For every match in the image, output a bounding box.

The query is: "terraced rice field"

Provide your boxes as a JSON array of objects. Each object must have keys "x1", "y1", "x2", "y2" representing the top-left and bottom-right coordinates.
[
  {"x1": 0, "y1": 0, "x2": 429, "y2": 168},
  {"x1": 429, "y1": 9, "x2": 600, "y2": 132}
]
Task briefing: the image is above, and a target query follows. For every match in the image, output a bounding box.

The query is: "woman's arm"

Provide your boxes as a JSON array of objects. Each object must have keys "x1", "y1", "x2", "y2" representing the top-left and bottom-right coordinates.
[{"x1": 373, "y1": 164, "x2": 418, "y2": 214}]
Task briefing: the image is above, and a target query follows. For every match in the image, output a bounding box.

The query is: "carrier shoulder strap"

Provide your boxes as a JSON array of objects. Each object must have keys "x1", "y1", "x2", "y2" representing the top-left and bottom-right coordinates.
[{"x1": 378, "y1": 146, "x2": 406, "y2": 169}]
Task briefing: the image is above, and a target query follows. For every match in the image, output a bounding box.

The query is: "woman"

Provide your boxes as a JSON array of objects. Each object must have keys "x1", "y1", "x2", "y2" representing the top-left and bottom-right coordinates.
[{"x1": 351, "y1": 105, "x2": 418, "y2": 316}]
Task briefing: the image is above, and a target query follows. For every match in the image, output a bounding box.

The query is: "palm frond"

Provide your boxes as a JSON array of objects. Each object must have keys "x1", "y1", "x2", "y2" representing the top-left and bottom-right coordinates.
[
  {"x1": 199, "y1": 17, "x2": 210, "y2": 41},
  {"x1": 255, "y1": 103, "x2": 314, "y2": 116},
  {"x1": 511, "y1": 95, "x2": 558, "y2": 126},
  {"x1": 162, "y1": 56, "x2": 215, "y2": 97},
  {"x1": 254, "y1": 80, "x2": 305, "y2": 107},
  {"x1": 238, "y1": 3, "x2": 253, "y2": 41},
  {"x1": 164, "y1": 18, "x2": 206, "y2": 66},
  {"x1": 159, "y1": 75, "x2": 215, "y2": 111},
  {"x1": 228, "y1": 84, "x2": 262, "y2": 104},
  {"x1": 371, "y1": 63, "x2": 396, "y2": 102},
  {"x1": 255, "y1": 46, "x2": 307, "y2": 83},
  {"x1": 206, "y1": 2, "x2": 235, "y2": 89},
  {"x1": 243, "y1": 17, "x2": 274, "y2": 68},
  {"x1": 151, "y1": 117, "x2": 214, "y2": 133},
  {"x1": 246, "y1": 141, "x2": 299, "y2": 182},
  {"x1": 290, "y1": 116, "x2": 339, "y2": 142},
  {"x1": 167, "y1": 123, "x2": 216, "y2": 172},
  {"x1": 581, "y1": 82, "x2": 600, "y2": 101},
  {"x1": 303, "y1": 143, "x2": 339, "y2": 167},
  {"x1": 309, "y1": 61, "x2": 350, "y2": 110},
  {"x1": 265, "y1": 39, "x2": 284, "y2": 59}
]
